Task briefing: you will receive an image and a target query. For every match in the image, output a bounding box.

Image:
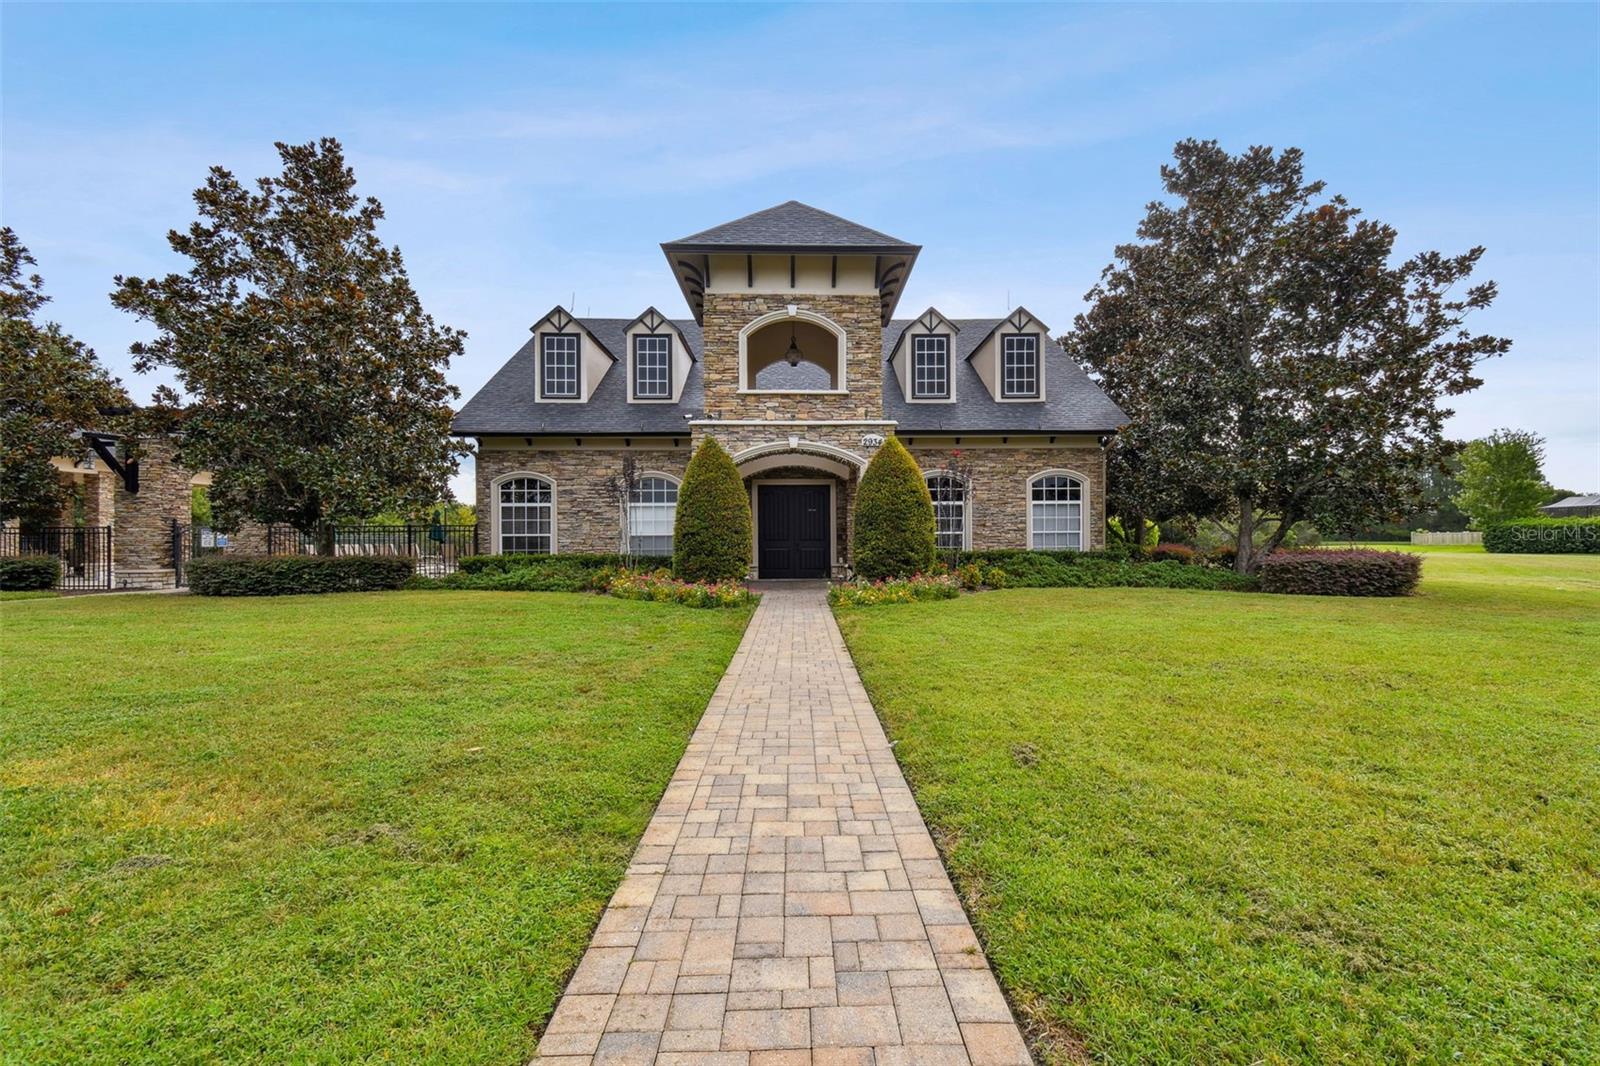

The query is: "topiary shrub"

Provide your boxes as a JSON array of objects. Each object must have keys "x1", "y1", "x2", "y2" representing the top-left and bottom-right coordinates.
[
  {"x1": 188, "y1": 555, "x2": 415, "y2": 596},
  {"x1": 853, "y1": 436, "x2": 936, "y2": 580},
  {"x1": 673, "y1": 437, "x2": 752, "y2": 582},
  {"x1": 1258, "y1": 549, "x2": 1421, "y2": 597},
  {"x1": 0, "y1": 555, "x2": 60, "y2": 590},
  {"x1": 1483, "y1": 517, "x2": 1600, "y2": 554}
]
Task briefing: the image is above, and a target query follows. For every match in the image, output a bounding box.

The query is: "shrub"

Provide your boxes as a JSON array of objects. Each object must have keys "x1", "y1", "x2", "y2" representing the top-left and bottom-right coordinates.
[
  {"x1": 828, "y1": 573, "x2": 960, "y2": 607},
  {"x1": 188, "y1": 555, "x2": 415, "y2": 596},
  {"x1": 1148, "y1": 543, "x2": 1200, "y2": 565},
  {"x1": 603, "y1": 569, "x2": 758, "y2": 609},
  {"x1": 0, "y1": 555, "x2": 60, "y2": 591},
  {"x1": 453, "y1": 553, "x2": 626, "y2": 590},
  {"x1": 1258, "y1": 549, "x2": 1422, "y2": 597},
  {"x1": 1483, "y1": 517, "x2": 1600, "y2": 554},
  {"x1": 458, "y1": 552, "x2": 629, "y2": 575},
  {"x1": 674, "y1": 438, "x2": 752, "y2": 582},
  {"x1": 1205, "y1": 545, "x2": 1238, "y2": 570},
  {"x1": 958, "y1": 550, "x2": 1259, "y2": 592},
  {"x1": 853, "y1": 437, "x2": 936, "y2": 581}
]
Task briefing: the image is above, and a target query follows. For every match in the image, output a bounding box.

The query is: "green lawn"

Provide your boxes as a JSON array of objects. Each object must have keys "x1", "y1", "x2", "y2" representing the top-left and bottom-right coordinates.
[
  {"x1": 0, "y1": 591, "x2": 751, "y2": 1064},
  {"x1": 836, "y1": 549, "x2": 1600, "y2": 1065}
]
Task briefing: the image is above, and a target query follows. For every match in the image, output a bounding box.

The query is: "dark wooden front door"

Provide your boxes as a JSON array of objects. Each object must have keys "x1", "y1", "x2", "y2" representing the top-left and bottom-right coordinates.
[{"x1": 757, "y1": 484, "x2": 831, "y2": 579}]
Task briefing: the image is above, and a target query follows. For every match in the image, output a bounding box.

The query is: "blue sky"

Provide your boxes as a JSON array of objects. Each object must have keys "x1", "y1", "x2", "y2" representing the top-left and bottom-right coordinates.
[{"x1": 4, "y1": 2, "x2": 1596, "y2": 498}]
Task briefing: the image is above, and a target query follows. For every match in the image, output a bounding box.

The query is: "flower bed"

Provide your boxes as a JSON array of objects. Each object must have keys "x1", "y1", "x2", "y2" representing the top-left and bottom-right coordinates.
[
  {"x1": 827, "y1": 574, "x2": 961, "y2": 607},
  {"x1": 602, "y1": 569, "x2": 758, "y2": 609}
]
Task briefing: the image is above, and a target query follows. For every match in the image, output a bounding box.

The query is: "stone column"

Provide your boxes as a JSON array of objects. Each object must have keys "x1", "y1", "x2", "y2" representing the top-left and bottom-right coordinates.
[{"x1": 110, "y1": 438, "x2": 192, "y2": 588}]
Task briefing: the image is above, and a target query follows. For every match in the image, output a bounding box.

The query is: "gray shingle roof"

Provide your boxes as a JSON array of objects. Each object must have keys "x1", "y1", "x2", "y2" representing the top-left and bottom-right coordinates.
[
  {"x1": 881, "y1": 319, "x2": 1127, "y2": 434},
  {"x1": 452, "y1": 318, "x2": 704, "y2": 436},
  {"x1": 663, "y1": 200, "x2": 917, "y2": 252},
  {"x1": 453, "y1": 314, "x2": 1127, "y2": 437}
]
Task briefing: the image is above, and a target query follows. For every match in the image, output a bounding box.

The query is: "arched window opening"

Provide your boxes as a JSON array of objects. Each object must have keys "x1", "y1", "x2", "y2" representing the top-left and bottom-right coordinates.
[
  {"x1": 926, "y1": 474, "x2": 969, "y2": 551},
  {"x1": 499, "y1": 476, "x2": 554, "y2": 554},
  {"x1": 628, "y1": 476, "x2": 679, "y2": 557},
  {"x1": 744, "y1": 316, "x2": 842, "y2": 391},
  {"x1": 1029, "y1": 473, "x2": 1084, "y2": 550}
]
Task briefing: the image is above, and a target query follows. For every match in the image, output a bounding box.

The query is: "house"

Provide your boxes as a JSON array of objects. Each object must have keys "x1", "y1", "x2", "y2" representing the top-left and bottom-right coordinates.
[
  {"x1": 452, "y1": 201, "x2": 1127, "y2": 578},
  {"x1": 1538, "y1": 494, "x2": 1600, "y2": 518}
]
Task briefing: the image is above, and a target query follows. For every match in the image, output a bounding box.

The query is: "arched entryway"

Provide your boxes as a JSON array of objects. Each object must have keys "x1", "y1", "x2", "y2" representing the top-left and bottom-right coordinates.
[{"x1": 732, "y1": 441, "x2": 866, "y2": 579}]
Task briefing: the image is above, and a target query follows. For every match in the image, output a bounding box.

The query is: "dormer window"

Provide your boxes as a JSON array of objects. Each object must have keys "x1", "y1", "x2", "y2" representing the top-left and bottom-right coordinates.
[
  {"x1": 632, "y1": 335, "x2": 671, "y2": 399},
  {"x1": 1001, "y1": 334, "x2": 1039, "y2": 398},
  {"x1": 911, "y1": 335, "x2": 950, "y2": 399},
  {"x1": 541, "y1": 334, "x2": 580, "y2": 399}
]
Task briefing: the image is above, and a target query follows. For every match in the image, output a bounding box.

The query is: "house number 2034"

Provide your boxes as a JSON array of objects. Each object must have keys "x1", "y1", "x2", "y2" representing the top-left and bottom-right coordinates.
[{"x1": 860, "y1": 433, "x2": 886, "y2": 448}]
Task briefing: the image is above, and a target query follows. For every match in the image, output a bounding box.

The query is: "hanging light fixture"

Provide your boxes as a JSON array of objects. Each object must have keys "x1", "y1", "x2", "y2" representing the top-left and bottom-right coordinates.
[{"x1": 784, "y1": 323, "x2": 803, "y2": 367}]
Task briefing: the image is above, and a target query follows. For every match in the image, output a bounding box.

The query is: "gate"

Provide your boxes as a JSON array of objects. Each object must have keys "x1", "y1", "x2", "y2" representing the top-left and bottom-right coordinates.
[
  {"x1": 1, "y1": 526, "x2": 113, "y2": 590},
  {"x1": 171, "y1": 521, "x2": 225, "y2": 587}
]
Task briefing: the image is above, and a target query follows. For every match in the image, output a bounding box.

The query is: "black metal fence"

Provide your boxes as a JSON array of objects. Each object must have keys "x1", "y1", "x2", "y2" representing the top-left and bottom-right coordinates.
[
  {"x1": 170, "y1": 521, "x2": 226, "y2": 587},
  {"x1": 1, "y1": 526, "x2": 113, "y2": 590},
  {"x1": 265, "y1": 524, "x2": 478, "y2": 575}
]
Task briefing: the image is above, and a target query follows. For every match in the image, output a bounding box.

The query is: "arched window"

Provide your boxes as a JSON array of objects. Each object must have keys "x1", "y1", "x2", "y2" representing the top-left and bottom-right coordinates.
[
  {"x1": 1029, "y1": 472, "x2": 1084, "y2": 550},
  {"x1": 498, "y1": 475, "x2": 554, "y2": 554},
  {"x1": 739, "y1": 309, "x2": 846, "y2": 392},
  {"x1": 628, "y1": 475, "x2": 679, "y2": 557},
  {"x1": 925, "y1": 473, "x2": 969, "y2": 551}
]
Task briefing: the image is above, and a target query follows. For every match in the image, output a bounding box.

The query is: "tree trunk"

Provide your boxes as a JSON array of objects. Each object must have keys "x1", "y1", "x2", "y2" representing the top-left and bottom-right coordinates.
[
  {"x1": 1235, "y1": 497, "x2": 1254, "y2": 573},
  {"x1": 316, "y1": 522, "x2": 336, "y2": 557}
]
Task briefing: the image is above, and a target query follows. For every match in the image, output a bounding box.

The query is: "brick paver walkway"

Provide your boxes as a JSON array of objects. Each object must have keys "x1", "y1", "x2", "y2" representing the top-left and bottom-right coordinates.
[{"x1": 533, "y1": 583, "x2": 1033, "y2": 1066}]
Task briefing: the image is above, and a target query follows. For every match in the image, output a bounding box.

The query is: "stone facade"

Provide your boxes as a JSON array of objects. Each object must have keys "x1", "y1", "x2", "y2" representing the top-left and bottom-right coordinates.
[
  {"x1": 110, "y1": 439, "x2": 193, "y2": 587},
  {"x1": 474, "y1": 446, "x2": 690, "y2": 555},
  {"x1": 906, "y1": 443, "x2": 1107, "y2": 550},
  {"x1": 700, "y1": 292, "x2": 884, "y2": 421}
]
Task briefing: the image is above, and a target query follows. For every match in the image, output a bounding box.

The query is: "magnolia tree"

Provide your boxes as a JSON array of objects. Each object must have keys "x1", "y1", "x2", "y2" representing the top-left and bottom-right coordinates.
[
  {"x1": 1066, "y1": 140, "x2": 1511, "y2": 572},
  {"x1": 0, "y1": 228, "x2": 128, "y2": 528},
  {"x1": 112, "y1": 138, "x2": 466, "y2": 553}
]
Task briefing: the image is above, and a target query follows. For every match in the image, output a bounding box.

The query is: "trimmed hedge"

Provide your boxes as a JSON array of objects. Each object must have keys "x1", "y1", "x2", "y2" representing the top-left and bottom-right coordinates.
[
  {"x1": 955, "y1": 550, "x2": 1258, "y2": 592},
  {"x1": 0, "y1": 555, "x2": 60, "y2": 591},
  {"x1": 188, "y1": 555, "x2": 415, "y2": 596},
  {"x1": 1483, "y1": 517, "x2": 1600, "y2": 554},
  {"x1": 457, "y1": 552, "x2": 630, "y2": 574},
  {"x1": 674, "y1": 438, "x2": 752, "y2": 582},
  {"x1": 853, "y1": 436, "x2": 937, "y2": 580},
  {"x1": 455, "y1": 552, "x2": 629, "y2": 590},
  {"x1": 1258, "y1": 549, "x2": 1422, "y2": 597}
]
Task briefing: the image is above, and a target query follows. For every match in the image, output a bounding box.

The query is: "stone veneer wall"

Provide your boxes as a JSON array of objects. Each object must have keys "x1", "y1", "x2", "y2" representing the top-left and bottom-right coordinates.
[
  {"x1": 111, "y1": 438, "x2": 194, "y2": 582},
  {"x1": 700, "y1": 292, "x2": 884, "y2": 421},
  {"x1": 474, "y1": 447, "x2": 689, "y2": 554},
  {"x1": 906, "y1": 444, "x2": 1107, "y2": 550}
]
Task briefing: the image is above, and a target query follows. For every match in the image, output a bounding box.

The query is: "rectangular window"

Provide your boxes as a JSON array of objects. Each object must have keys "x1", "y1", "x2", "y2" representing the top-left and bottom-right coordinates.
[
  {"x1": 1001, "y1": 334, "x2": 1039, "y2": 398},
  {"x1": 633, "y1": 335, "x2": 671, "y2": 399},
  {"x1": 541, "y1": 334, "x2": 580, "y2": 399},
  {"x1": 628, "y1": 477, "x2": 678, "y2": 556},
  {"x1": 911, "y1": 335, "x2": 950, "y2": 399}
]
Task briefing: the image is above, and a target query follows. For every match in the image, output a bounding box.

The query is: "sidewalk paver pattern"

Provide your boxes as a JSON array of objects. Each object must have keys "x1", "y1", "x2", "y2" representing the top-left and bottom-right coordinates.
[{"x1": 534, "y1": 585, "x2": 1033, "y2": 1065}]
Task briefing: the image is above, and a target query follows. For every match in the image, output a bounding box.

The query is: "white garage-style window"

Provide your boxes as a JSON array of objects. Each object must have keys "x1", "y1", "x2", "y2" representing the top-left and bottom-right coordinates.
[
  {"x1": 628, "y1": 475, "x2": 679, "y2": 556},
  {"x1": 497, "y1": 475, "x2": 555, "y2": 554},
  {"x1": 925, "y1": 473, "x2": 969, "y2": 550},
  {"x1": 1028, "y1": 471, "x2": 1084, "y2": 550}
]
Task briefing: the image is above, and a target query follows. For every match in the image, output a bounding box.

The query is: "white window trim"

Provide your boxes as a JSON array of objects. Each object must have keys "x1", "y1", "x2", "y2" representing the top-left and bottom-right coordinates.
[
  {"x1": 922, "y1": 469, "x2": 973, "y2": 550},
  {"x1": 534, "y1": 333, "x2": 586, "y2": 404},
  {"x1": 627, "y1": 333, "x2": 677, "y2": 404},
  {"x1": 1025, "y1": 468, "x2": 1089, "y2": 551},
  {"x1": 491, "y1": 470, "x2": 558, "y2": 554},
  {"x1": 627, "y1": 470, "x2": 681, "y2": 556},
  {"x1": 737, "y1": 305, "x2": 848, "y2": 394}
]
